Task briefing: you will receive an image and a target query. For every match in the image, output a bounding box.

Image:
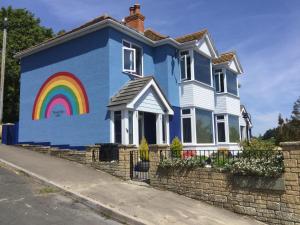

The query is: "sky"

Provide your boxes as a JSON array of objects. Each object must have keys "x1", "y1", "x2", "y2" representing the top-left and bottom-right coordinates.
[{"x1": 1, "y1": 0, "x2": 300, "y2": 136}]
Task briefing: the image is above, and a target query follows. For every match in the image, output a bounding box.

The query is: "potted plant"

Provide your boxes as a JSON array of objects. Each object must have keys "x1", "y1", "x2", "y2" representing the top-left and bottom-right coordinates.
[{"x1": 136, "y1": 137, "x2": 149, "y2": 172}]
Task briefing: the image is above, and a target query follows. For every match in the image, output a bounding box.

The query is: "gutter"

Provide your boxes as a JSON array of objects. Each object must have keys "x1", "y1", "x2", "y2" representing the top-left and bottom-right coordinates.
[{"x1": 15, "y1": 19, "x2": 182, "y2": 59}]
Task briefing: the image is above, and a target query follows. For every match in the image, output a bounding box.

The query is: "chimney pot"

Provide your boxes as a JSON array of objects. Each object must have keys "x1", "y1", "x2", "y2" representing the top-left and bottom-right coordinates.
[
  {"x1": 134, "y1": 4, "x2": 141, "y2": 14},
  {"x1": 129, "y1": 6, "x2": 135, "y2": 15},
  {"x1": 125, "y1": 4, "x2": 145, "y2": 32}
]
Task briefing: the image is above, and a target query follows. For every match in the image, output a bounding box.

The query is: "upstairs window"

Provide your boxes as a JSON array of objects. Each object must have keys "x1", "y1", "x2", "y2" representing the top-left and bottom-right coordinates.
[
  {"x1": 194, "y1": 51, "x2": 211, "y2": 85},
  {"x1": 226, "y1": 70, "x2": 238, "y2": 96},
  {"x1": 214, "y1": 69, "x2": 225, "y2": 93},
  {"x1": 122, "y1": 40, "x2": 143, "y2": 76},
  {"x1": 180, "y1": 51, "x2": 191, "y2": 81}
]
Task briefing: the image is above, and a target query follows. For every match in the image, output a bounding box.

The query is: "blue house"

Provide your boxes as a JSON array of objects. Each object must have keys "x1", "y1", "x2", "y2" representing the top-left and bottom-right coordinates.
[{"x1": 16, "y1": 4, "x2": 248, "y2": 150}]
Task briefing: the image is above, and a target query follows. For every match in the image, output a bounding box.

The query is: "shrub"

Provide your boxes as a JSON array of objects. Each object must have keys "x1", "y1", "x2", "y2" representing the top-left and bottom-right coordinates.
[
  {"x1": 229, "y1": 151, "x2": 284, "y2": 177},
  {"x1": 241, "y1": 138, "x2": 276, "y2": 151},
  {"x1": 170, "y1": 137, "x2": 182, "y2": 158},
  {"x1": 139, "y1": 137, "x2": 149, "y2": 161},
  {"x1": 159, "y1": 156, "x2": 206, "y2": 169}
]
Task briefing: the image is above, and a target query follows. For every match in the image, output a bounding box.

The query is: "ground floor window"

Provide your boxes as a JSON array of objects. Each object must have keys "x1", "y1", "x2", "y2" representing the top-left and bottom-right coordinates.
[
  {"x1": 182, "y1": 117, "x2": 192, "y2": 143},
  {"x1": 195, "y1": 108, "x2": 213, "y2": 143},
  {"x1": 162, "y1": 115, "x2": 166, "y2": 144},
  {"x1": 228, "y1": 115, "x2": 240, "y2": 142},
  {"x1": 114, "y1": 111, "x2": 122, "y2": 144},
  {"x1": 216, "y1": 115, "x2": 226, "y2": 142}
]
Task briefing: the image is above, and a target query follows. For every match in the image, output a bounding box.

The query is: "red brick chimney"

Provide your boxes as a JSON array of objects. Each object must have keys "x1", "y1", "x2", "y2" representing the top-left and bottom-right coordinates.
[{"x1": 124, "y1": 4, "x2": 145, "y2": 33}]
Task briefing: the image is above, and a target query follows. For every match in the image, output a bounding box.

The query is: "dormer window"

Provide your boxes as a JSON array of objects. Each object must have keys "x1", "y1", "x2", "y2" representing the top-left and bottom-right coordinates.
[
  {"x1": 180, "y1": 51, "x2": 191, "y2": 80},
  {"x1": 122, "y1": 40, "x2": 143, "y2": 76}
]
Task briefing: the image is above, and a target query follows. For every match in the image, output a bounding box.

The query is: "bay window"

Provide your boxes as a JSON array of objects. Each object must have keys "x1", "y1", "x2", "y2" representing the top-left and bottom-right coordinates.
[
  {"x1": 181, "y1": 109, "x2": 192, "y2": 143},
  {"x1": 194, "y1": 51, "x2": 211, "y2": 85},
  {"x1": 228, "y1": 115, "x2": 240, "y2": 143},
  {"x1": 195, "y1": 108, "x2": 213, "y2": 143},
  {"x1": 122, "y1": 40, "x2": 143, "y2": 76},
  {"x1": 180, "y1": 51, "x2": 191, "y2": 80},
  {"x1": 214, "y1": 69, "x2": 225, "y2": 93},
  {"x1": 216, "y1": 115, "x2": 226, "y2": 142},
  {"x1": 226, "y1": 70, "x2": 238, "y2": 96}
]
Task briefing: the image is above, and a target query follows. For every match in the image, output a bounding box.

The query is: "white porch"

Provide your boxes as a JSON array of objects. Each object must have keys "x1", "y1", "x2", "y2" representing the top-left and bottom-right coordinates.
[{"x1": 108, "y1": 77, "x2": 174, "y2": 145}]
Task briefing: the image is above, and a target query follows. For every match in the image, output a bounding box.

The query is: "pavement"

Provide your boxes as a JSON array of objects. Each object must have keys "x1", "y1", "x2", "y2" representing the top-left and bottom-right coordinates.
[
  {"x1": 0, "y1": 164, "x2": 121, "y2": 225},
  {"x1": 0, "y1": 144, "x2": 265, "y2": 225}
]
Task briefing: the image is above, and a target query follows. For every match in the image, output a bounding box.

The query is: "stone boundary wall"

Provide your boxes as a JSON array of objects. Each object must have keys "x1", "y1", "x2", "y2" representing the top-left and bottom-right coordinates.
[
  {"x1": 88, "y1": 145, "x2": 136, "y2": 180},
  {"x1": 149, "y1": 142, "x2": 300, "y2": 225}
]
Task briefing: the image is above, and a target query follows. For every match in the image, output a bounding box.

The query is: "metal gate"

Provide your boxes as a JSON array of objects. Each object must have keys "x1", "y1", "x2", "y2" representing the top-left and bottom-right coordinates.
[{"x1": 130, "y1": 150, "x2": 149, "y2": 182}]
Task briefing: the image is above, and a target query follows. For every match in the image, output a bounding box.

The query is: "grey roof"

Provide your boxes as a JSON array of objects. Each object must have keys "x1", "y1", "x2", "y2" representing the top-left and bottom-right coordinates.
[{"x1": 108, "y1": 76, "x2": 153, "y2": 107}]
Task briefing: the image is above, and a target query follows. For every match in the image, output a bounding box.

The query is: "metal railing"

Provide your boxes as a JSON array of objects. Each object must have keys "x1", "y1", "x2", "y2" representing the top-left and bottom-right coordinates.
[{"x1": 98, "y1": 144, "x2": 119, "y2": 162}]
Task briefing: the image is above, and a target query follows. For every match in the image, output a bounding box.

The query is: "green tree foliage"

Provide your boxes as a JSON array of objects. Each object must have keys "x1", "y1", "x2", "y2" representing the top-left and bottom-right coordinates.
[
  {"x1": 262, "y1": 96, "x2": 300, "y2": 144},
  {"x1": 292, "y1": 96, "x2": 300, "y2": 120},
  {"x1": 170, "y1": 137, "x2": 183, "y2": 158},
  {"x1": 0, "y1": 7, "x2": 53, "y2": 122}
]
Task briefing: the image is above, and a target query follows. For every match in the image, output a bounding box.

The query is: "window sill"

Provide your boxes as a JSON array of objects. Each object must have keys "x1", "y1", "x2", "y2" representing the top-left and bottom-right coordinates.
[
  {"x1": 180, "y1": 80, "x2": 214, "y2": 90},
  {"x1": 122, "y1": 71, "x2": 143, "y2": 78}
]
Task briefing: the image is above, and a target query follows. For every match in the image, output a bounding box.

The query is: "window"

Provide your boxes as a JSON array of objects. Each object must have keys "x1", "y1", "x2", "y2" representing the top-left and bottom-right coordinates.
[
  {"x1": 182, "y1": 118, "x2": 192, "y2": 143},
  {"x1": 122, "y1": 40, "x2": 143, "y2": 75},
  {"x1": 194, "y1": 51, "x2": 211, "y2": 85},
  {"x1": 181, "y1": 108, "x2": 192, "y2": 143},
  {"x1": 128, "y1": 111, "x2": 133, "y2": 144},
  {"x1": 180, "y1": 51, "x2": 191, "y2": 80},
  {"x1": 182, "y1": 109, "x2": 191, "y2": 115},
  {"x1": 216, "y1": 115, "x2": 226, "y2": 142},
  {"x1": 214, "y1": 70, "x2": 225, "y2": 93},
  {"x1": 228, "y1": 115, "x2": 240, "y2": 142},
  {"x1": 226, "y1": 70, "x2": 238, "y2": 95},
  {"x1": 114, "y1": 111, "x2": 122, "y2": 144},
  {"x1": 195, "y1": 108, "x2": 213, "y2": 143}
]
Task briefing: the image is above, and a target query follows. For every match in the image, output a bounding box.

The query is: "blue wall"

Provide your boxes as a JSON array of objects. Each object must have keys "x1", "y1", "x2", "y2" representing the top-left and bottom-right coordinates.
[
  {"x1": 19, "y1": 28, "x2": 110, "y2": 146},
  {"x1": 19, "y1": 27, "x2": 182, "y2": 146}
]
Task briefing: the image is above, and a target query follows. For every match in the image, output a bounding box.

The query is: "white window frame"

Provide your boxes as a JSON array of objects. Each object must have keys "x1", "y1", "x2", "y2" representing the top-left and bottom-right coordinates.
[
  {"x1": 122, "y1": 46, "x2": 136, "y2": 73},
  {"x1": 214, "y1": 69, "x2": 225, "y2": 93},
  {"x1": 180, "y1": 50, "x2": 192, "y2": 81},
  {"x1": 215, "y1": 114, "x2": 227, "y2": 144},
  {"x1": 181, "y1": 108, "x2": 193, "y2": 144},
  {"x1": 122, "y1": 40, "x2": 143, "y2": 77}
]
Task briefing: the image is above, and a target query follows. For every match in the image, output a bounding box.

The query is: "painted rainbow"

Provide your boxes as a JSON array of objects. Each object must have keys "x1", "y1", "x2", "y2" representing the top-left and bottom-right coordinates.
[{"x1": 32, "y1": 72, "x2": 89, "y2": 120}]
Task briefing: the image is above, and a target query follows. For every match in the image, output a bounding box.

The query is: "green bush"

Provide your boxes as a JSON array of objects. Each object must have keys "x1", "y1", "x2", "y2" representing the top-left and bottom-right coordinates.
[
  {"x1": 170, "y1": 137, "x2": 182, "y2": 158},
  {"x1": 229, "y1": 151, "x2": 284, "y2": 177},
  {"x1": 139, "y1": 137, "x2": 149, "y2": 161},
  {"x1": 159, "y1": 156, "x2": 206, "y2": 169},
  {"x1": 241, "y1": 138, "x2": 276, "y2": 151}
]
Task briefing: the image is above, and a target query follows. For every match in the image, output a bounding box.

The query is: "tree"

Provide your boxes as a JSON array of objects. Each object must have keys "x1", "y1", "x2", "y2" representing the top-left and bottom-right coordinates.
[
  {"x1": 292, "y1": 96, "x2": 300, "y2": 120},
  {"x1": 0, "y1": 7, "x2": 54, "y2": 122}
]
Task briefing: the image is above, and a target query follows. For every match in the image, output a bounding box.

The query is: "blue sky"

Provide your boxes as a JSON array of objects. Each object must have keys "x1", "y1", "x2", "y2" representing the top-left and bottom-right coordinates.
[{"x1": 2, "y1": 0, "x2": 300, "y2": 136}]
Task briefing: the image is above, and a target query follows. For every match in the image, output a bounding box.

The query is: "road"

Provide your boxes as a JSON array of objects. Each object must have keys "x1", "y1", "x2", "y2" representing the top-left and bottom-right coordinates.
[{"x1": 0, "y1": 163, "x2": 122, "y2": 225}]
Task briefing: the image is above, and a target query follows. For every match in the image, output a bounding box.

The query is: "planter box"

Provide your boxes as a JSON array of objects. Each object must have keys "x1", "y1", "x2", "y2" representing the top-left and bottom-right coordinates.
[{"x1": 233, "y1": 175, "x2": 285, "y2": 191}]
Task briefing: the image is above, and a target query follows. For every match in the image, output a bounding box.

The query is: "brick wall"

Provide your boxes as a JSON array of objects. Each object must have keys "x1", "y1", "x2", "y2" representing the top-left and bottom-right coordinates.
[{"x1": 149, "y1": 142, "x2": 300, "y2": 225}]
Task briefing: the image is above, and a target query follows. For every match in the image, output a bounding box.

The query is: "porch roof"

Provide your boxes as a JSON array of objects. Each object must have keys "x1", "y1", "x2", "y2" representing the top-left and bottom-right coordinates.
[{"x1": 108, "y1": 76, "x2": 174, "y2": 115}]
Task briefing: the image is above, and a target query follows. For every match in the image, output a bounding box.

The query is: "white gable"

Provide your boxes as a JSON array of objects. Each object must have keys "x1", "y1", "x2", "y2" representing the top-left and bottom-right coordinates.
[
  {"x1": 229, "y1": 60, "x2": 238, "y2": 73},
  {"x1": 134, "y1": 87, "x2": 165, "y2": 114},
  {"x1": 199, "y1": 41, "x2": 212, "y2": 58}
]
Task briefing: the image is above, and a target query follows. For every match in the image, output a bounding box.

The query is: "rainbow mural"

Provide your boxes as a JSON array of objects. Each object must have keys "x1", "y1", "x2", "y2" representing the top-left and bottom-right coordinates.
[{"x1": 32, "y1": 72, "x2": 89, "y2": 120}]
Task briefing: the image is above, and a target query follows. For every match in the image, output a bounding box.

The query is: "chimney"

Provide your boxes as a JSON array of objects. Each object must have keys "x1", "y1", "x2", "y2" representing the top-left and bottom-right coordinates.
[{"x1": 124, "y1": 4, "x2": 145, "y2": 33}]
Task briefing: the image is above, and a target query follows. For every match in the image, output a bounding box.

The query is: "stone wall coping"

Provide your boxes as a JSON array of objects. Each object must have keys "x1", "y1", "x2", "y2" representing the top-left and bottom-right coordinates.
[{"x1": 280, "y1": 141, "x2": 300, "y2": 146}]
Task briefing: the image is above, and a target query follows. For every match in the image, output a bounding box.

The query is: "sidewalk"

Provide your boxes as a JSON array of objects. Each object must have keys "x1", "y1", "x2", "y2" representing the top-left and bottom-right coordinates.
[{"x1": 0, "y1": 145, "x2": 264, "y2": 225}]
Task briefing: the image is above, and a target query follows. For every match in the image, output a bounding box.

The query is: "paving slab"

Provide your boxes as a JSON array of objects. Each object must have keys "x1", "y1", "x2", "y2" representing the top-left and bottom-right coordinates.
[{"x1": 0, "y1": 144, "x2": 265, "y2": 225}]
